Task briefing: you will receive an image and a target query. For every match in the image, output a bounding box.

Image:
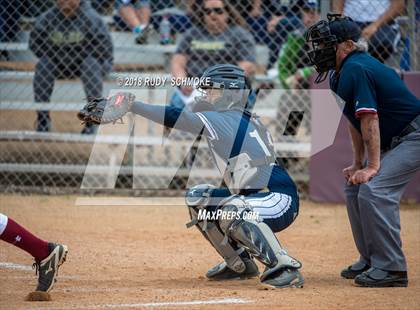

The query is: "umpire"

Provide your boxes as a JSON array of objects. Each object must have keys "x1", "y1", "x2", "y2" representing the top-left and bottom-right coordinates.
[{"x1": 306, "y1": 14, "x2": 420, "y2": 287}]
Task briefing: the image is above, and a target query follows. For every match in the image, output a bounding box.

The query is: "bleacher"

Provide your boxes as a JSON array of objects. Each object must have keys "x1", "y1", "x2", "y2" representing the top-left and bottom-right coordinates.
[{"x1": 0, "y1": 10, "x2": 311, "y2": 191}]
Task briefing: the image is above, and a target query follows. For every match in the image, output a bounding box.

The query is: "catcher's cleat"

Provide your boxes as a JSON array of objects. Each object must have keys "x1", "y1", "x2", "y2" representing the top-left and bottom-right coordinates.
[
  {"x1": 260, "y1": 267, "x2": 304, "y2": 289},
  {"x1": 206, "y1": 258, "x2": 259, "y2": 281},
  {"x1": 33, "y1": 243, "x2": 68, "y2": 292}
]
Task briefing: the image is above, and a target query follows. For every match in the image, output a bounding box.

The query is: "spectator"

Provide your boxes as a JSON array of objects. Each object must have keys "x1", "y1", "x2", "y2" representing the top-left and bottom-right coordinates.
[
  {"x1": 91, "y1": 0, "x2": 114, "y2": 14},
  {"x1": 29, "y1": 0, "x2": 113, "y2": 133},
  {"x1": 333, "y1": 0, "x2": 405, "y2": 63},
  {"x1": 227, "y1": 0, "x2": 264, "y2": 19},
  {"x1": 244, "y1": 0, "x2": 303, "y2": 71},
  {"x1": 273, "y1": 0, "x2": 318, "y2": 165},
  {"x1": 170, "y1": 0, "x2": 256, "y2": 110},
  {"x1": 148, "y1": 0, "x2": 194, "y2": 36},
  {"x1": 115, "y1": 0, "x2": 152, "y2": 44},
  {"x1": 114, "y1": 0, "x2": 193, "y2": 43},
  {"x1": 277, "y1": 0, "x2": 319, "y2": 89},
  {"x1": 227, "y1": 0, "x2": 273, "y2": 45}
]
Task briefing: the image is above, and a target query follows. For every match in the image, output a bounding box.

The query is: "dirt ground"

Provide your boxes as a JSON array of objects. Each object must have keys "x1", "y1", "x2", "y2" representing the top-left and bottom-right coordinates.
[{"x1": 0, "y1": 195, "x2": 419, "y2": 310}]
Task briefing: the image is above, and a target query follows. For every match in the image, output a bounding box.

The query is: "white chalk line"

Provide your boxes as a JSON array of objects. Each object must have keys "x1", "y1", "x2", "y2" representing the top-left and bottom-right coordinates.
[
  {"x1": 25, "y1": 298, "x2": 252, "y2": 310},
  {"x1": 0, "y1": 262, "x2": 116, "y2": 281},
  {"x1": 2, "y1": 262, "x2": 254, "y2": 309},
  {"x1": 75, "y1": 197, "x2": 185, "y2": 206},
  {"x1": 0, "y1": 262, "x2": 32, "y2": 271},
  {"x1": 0, "y1": 262, "x2": 121, "y2": 282}
]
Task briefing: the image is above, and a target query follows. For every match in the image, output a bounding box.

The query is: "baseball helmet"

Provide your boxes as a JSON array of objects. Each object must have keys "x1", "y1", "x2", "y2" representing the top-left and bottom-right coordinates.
[
  {"x1": 305, "y1": 13, "x2": 361, "y2": 83},
  {"x1": 193, "y1": 64, "x2": 252, "y2": 112}
]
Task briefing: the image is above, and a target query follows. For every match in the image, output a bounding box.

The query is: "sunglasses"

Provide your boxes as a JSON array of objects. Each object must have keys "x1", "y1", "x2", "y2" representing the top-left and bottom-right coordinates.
[{"x1": 203, "y1": 7, "x2": 225, "y2": 15}]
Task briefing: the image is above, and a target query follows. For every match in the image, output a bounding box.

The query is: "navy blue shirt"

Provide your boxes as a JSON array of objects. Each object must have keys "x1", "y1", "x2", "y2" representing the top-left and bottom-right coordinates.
[
  {"x1": 196, "y1": 110, "x2": 297, "y2": 196},
  {"x1": 330, "y1": 51, "x2": 420, "y2": 150},
  {"x1": 29, "y1": 1, "x2": 113, "y2": 66}
]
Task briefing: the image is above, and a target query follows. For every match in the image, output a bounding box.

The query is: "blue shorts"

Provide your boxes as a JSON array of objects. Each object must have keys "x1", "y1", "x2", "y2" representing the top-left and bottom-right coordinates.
[
  {"x1": 195, "y1": 187, "x2": 299, "y2": 233},
  {"x1": 244, "y1": 191, "x2": 299, "y2": 233}
]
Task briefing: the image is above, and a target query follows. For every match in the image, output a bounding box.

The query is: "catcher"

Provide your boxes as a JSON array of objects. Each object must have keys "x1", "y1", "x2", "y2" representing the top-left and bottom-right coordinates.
[{"x1": 78, "y1": 64, "x2": 304, "y2": 288}]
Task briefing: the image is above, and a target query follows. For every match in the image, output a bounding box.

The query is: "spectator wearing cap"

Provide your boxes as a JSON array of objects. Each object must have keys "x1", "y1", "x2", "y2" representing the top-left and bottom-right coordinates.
[
  {"x1": 170, "y1": 0, "x2": 256, "y2": 110},
  {"x1": 29, "y1": 0, "x2": 113, "y2": 133},
  {"x1": 277, "y1": 0, "x2": 319, "y2": 89},
  {"x1": 306, "y1": 14, "x2": 420, "y2": 287},
  {"x1": 333, "y1": 0, "x2": 405, "y2": 63}
]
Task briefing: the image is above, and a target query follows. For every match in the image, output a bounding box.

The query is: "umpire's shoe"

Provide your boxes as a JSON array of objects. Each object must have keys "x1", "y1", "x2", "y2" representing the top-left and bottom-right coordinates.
[
  {"x1": 33, "y1": 243, "x2": 68, "y2": 292},
  {"x1": 341, "y1": 261, "x2": 370, "y2": 279},
  {"x1": 355, "y1": 268, "x2": 408, "y2": 287},
  {"x1": 206, "y1": 258, "x2": 259, "y2": 280}
]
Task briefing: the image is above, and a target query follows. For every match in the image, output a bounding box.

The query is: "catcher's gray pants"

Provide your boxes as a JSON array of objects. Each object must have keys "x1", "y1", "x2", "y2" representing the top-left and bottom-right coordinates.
[
  {"x1": 34, "y1": 55, "x2": 108, "y2": 103},
  {"x1": 345, "y1": 127, "x2": 420, "y2": 272}
]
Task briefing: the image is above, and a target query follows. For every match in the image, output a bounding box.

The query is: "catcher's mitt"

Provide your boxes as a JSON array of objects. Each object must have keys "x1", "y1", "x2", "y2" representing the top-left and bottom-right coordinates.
[{"x1": 77, "y1": 92, "x2": 135, "y2": 125}]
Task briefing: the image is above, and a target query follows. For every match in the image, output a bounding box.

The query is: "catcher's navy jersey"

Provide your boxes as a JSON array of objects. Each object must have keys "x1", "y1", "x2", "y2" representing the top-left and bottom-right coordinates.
[
  {"x1": 196, "y1": 110, "x2": 297, "y2": 196},
  {"x1": 132, "y1": 102, "x2": 298, "y2": 198}
]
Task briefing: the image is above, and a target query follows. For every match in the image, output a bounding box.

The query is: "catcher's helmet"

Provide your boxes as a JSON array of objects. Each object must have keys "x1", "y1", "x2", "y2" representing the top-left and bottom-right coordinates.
[
  {"x1": 200, "y1": 64, "x2": 247, "y2": 90},
  {"x1": 193, "y1": 64, "x2": 252, "y2": 112},
  {"x1": 305, "y1": 13, "x2": 361, "y2": 83}
]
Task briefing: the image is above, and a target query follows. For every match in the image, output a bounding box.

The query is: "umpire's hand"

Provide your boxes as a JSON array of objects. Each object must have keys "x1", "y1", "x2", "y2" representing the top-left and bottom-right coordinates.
[
  {"x1": 343, "y1": 164, "x2": 361, "y2": 182},
  {"x1": 345, "y1": 167, "x2": 378, "y2": 185}
]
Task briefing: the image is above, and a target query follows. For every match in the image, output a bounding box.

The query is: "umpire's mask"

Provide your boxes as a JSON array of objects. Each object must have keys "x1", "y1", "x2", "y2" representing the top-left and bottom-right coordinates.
[{"x1": 305, "y1": 13, "x2": 361, "y2": 83}]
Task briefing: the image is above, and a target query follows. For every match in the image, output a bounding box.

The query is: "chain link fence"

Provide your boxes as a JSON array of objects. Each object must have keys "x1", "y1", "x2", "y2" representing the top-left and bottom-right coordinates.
[{"x1": 0, "y1": 0, "x2": 418, "y2": 194}]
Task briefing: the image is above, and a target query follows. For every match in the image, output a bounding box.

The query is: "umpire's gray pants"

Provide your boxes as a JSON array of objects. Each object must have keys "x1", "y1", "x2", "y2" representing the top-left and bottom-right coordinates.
[{"x1": 345, "y1": 128, "x2": 420, "y2": 272}]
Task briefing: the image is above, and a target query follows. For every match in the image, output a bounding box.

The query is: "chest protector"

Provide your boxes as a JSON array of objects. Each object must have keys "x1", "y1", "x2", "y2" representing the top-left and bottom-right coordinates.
[{"x1": 221, "y1": 111, "x2": 277, "y2": 193}]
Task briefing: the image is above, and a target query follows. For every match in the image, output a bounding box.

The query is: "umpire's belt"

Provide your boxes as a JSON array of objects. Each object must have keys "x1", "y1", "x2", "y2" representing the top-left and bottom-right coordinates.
[
  {"x1": 399, "y1": 114, "x2": 420, "y2": 137},
  {"x1": 389, "y1": 114, "x2": 420, "y2": 150}
]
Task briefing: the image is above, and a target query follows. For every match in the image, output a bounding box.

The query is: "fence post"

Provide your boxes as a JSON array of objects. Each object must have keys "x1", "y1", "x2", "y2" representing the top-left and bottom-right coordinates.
[{"x1": 407, "y1": 0, "x2": 419, "y2": 70}]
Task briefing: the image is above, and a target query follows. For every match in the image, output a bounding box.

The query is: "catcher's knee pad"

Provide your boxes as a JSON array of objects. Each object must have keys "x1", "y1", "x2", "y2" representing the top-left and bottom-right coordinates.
[
  {"x1": 185, "y1": 185, "x2": 247, "y2": 273},
  {"x1": 216, "y1": 195, "x2": 251, "y2": 233},
  {"x1": 217, "y1": 196, "x2": 301, "y2": 274},
  {"x1": 185, "y1": 184, "x2": 217, "y2": 228},
  {"x1": 185, "y1": 184, "x2": 216, "y2": 209}
]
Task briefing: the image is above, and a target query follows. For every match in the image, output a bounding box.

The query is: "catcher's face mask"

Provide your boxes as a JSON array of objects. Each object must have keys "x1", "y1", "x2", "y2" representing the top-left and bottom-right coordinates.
[
  {"x1": 194, "y1": 87, "x2": 251, "y2": 113},
  {"x1": 197, "y1": 86, "x2": 224, "y2": 104},
  {"x1": 192, "y1": 82, "x2": 225, "y2": 112}
]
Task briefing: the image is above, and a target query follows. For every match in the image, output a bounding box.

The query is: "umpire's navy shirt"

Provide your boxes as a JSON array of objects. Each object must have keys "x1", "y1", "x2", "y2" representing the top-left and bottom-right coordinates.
[{"x1": 330, "y1": 51, "x2": 420, "y2": 150}]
